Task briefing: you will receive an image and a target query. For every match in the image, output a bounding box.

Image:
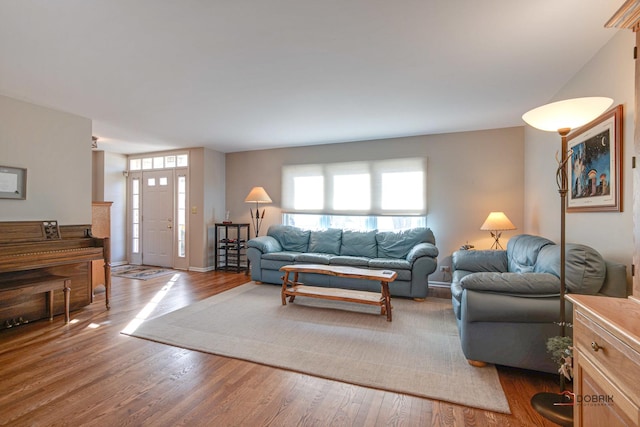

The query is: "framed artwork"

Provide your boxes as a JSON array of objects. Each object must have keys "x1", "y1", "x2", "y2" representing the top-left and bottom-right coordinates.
[
  {"x1": 0, "y1": 165, "x2": 27, "y2": 200},
  {"x1": 565, "y1": 104, "x2": 623, "y2": 212}
]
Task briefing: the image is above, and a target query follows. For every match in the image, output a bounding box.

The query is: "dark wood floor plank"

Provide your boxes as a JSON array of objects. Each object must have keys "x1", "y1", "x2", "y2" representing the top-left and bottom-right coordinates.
[{"x1": 0, "y1": 270, "x2": 560, "y2": 426}]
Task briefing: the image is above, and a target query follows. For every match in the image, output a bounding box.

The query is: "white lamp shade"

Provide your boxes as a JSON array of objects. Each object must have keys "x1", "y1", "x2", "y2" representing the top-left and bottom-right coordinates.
[
  {"x1": 480, "y1": 212, "x2": 516, "y2": 231},
  {"x1": 245, "y1": 186, "x2": 272, "y2": 203},
  {"x1": 522, "y1": 97, "x2": 613, "y2": 132}
]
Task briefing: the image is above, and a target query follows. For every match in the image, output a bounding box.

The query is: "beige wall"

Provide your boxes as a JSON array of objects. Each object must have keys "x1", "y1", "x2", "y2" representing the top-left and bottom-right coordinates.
[
  {"x1": 524, "y1": 30, "x2": 634, "y2": 274},
  {"x1": 226, "y1": 127, "x2": 524, "y2": 280},
  {"x1": 0, "y1": 94, "x2": 92, "y2": 224},
  {"x1": 189, "y1": 147, "x2": 226, "y2": 270},
  {"x1": 93, "y1": 150, "x2": 128, "y2": 264}
]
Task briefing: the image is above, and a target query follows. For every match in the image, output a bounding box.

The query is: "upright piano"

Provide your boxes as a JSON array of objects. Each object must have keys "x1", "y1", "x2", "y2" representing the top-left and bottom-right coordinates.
[{"x1": 0, "y1": 220, "x2": 110, "y2": 328}]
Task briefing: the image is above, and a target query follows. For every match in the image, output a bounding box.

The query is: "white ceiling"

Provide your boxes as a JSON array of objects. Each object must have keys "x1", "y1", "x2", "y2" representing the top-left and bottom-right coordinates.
[{"x1": 0, "y1": 1, "x2": 624, "y2": 154}]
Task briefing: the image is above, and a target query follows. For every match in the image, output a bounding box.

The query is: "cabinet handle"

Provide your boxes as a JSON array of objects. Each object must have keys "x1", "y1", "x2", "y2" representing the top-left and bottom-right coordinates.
[{"x1": 591, "y1": 341, "x2": 601, "y2": 352}]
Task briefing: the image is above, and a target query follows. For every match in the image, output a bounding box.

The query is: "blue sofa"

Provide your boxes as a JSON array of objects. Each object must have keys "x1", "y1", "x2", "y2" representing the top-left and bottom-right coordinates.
[
  {"x1": 451, "y1": 234, "x2": 627, "y2": 373},
  {"x1": 247, "y1": 225, "x2": 439, "y2": 299}
]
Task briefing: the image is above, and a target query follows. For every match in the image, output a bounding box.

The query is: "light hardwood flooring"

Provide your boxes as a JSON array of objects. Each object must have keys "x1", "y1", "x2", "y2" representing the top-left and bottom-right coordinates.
[{"x1": 0, "y1": 271, "x2": 561, "y2": 426}]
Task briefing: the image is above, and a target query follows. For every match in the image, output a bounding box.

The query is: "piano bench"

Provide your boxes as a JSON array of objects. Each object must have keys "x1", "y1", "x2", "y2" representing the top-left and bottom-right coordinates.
[{"x1": 0, "y1": 275, "x2": 71, "y2": 324}]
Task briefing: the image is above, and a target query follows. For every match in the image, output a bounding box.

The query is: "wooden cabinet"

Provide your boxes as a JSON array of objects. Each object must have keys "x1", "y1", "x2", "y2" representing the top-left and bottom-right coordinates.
[
  {"x1": 567, "y1": 294, "x2": 640, "y2": 426},
  {"x1": 91, "y1": 202, "x2": 112, "y2": 295}
]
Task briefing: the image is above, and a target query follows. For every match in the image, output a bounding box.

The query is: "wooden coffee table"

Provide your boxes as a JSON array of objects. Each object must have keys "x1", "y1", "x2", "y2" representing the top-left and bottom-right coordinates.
[{"x1": 279, "y1": 264, "x2": 398, "y2": 321}]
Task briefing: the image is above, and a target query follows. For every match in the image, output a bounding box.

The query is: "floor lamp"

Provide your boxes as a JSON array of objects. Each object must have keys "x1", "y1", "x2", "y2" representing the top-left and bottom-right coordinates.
[
  {"x1": 522, "y1": 96, "x2": 613, "y2": 426},
  {"x1": 245, "y1": 186, "x2": 272, "y2": 238}
]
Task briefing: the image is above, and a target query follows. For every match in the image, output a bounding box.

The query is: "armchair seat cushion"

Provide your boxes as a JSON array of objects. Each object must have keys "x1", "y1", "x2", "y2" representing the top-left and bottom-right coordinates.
[{"x1": 459, "y1": 272, "x2": 560, "y2": 296}]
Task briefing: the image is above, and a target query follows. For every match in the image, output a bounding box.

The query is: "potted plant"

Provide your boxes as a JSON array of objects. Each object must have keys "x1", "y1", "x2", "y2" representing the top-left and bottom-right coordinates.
[{"x1": 547, "y1": 335, "x2": 573, "y2": 381}]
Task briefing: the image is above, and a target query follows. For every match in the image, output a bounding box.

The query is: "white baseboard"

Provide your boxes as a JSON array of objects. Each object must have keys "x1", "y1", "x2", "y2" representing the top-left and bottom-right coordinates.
[
  {"x1": 429, "y1": 281, "x2": 451, "y2": 288},
  {"x1": 188, "y1": 266, "x2": 216, "y2": 272},
  {"x1": 111, "y1": 261, "x2": 129, "y2": 267}
]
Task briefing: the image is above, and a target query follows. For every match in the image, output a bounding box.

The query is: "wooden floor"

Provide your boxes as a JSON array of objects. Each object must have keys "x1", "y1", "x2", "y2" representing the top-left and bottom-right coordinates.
[{"x1": 0, "y1": 271, "x2": 562, "y2": 426}]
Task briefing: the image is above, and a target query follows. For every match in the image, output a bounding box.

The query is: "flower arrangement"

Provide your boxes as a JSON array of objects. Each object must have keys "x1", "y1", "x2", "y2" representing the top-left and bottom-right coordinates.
[{"x1": 546, "y1": 336, "x2": 573, "y2": 381}]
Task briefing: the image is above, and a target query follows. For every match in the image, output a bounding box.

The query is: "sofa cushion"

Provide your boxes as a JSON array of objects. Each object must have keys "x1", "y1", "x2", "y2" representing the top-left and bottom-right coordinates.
[
  {"x1": 368, "y1": 258, "x2": 411, "y2": 270},
  {"x1": 329, "y1": 255, "x2": 370, "y2": 267},
  {"x1": 267, "y1": 225, "x2": 310, "y2": 252},
  {"x1": 308, "y1": 229, "x2": 342, "y2": 255},
  {"x1": 369, "y1": 258, "x2": 412, "y2": 281},
  {"x1": 340, "y1": 230, "x2": 378, "y2": 258},
  {"x1": 534, "y1": 243, "x2": 606, "y2": 294},
  {"x1": 261, "y1": 258, "x2": 296, "y2": 271},
  {"x1": 295, "y1": 253, "x2": 332, "y2": 265},
  {"x1": 507, "y1": 234, "x2": 555, "y2": 273},
  {"x1": 376, "y1": 227, "x2": 432, "y2": 259},
  {"x1": 262, "y1": 252, "x2": 299, "y2": 262}
]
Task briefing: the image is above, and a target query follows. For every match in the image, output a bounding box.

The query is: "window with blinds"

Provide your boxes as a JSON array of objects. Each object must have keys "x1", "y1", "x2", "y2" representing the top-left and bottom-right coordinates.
[{"x1": 281, "y1": 158, "x2": 426, "y2": 231}]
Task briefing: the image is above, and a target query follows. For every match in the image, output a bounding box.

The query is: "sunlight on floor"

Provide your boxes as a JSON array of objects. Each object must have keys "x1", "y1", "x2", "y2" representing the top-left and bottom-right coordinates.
[{"x1": 121, "y1": 273, "x2": 181, "y2": 334}]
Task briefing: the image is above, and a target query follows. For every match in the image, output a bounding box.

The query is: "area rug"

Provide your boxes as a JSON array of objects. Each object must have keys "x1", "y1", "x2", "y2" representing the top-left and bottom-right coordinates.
[
  {"x1": 111, "y1": 265, "x2": 175, "y2": 280},
  {"x1": 124, "y1": 282, "x2": 510, "y2": 413}
]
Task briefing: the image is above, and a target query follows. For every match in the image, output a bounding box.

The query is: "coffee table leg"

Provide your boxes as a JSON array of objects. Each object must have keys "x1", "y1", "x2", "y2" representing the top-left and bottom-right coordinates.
[
  {"x1": 289, "y1": 272, "x2": 298, "y2": 303},
  {"x1": 281, "y1": 272, "x2": 289, "y2": 305},
  {"x1": 381, "y1": 281, "x2": 392, "y2": 322}
]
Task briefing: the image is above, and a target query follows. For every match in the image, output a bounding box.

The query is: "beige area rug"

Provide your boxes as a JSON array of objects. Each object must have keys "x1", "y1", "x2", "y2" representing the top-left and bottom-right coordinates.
[{"x1": 124, "y1": 282, "x2": 510, "y2": 413}]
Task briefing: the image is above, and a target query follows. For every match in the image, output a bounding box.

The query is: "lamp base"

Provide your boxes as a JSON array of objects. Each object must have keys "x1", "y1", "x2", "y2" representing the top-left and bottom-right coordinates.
[
  {"x1": 530, "y1": 392, "x2": 573, "y2": 427},
  {"x1": 489, "y1": 231, "x2": 504, "y2": 250}
]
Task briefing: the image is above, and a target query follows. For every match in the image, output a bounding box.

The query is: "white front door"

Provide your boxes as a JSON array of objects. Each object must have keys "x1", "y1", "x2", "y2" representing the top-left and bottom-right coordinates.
[{"x1": 142, "y1": 170, "x2": 174, "y2": 267}]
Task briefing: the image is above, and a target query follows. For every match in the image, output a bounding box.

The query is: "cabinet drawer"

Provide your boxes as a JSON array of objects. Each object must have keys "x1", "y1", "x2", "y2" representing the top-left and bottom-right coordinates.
[
  {"x1": 575, "y1": 310, "x2": 640, "y2": 405},
  {"x1": 577, "y1": 351, "x2": 639, "y2": 425}
]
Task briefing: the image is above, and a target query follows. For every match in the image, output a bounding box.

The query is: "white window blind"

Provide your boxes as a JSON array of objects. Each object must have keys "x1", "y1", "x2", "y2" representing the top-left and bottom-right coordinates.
[{"x1": 282, "y1": 158, "x2": 426, "y2": 216}]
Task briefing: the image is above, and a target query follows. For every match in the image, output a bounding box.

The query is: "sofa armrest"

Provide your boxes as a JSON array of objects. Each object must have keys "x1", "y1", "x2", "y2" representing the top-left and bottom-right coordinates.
[
  {"x1": 460, "y1": 272, "x2": 560, "y2": 295},
  {"x1": 406, "y1": 242, "x2": 439, "y2": 263},
  {"x1": 247, "y1": 236, "x2": 282, "y2": 254},
  {"x1": 452, "y1": 249, "x2": 508, "y2": 273},
  {"x1": 599, "y1": 261, "x2": 628, "y2": 297}
]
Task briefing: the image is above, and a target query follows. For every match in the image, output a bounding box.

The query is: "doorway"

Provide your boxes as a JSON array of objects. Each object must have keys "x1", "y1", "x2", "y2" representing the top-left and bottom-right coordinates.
[
  {"x1": 127, "y1": 153, "x2": 189, "y2": 269},
  {"x1": 141, "y1": 170, "x2": 174, "y2": 267}
]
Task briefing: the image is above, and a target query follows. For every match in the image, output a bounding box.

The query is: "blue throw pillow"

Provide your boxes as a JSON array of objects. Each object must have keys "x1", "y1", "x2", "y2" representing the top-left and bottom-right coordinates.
[
  {"x1": 308, "y1": 229, "x2": 342, "y2": 254},
  {"x1": 340, "y1": 230, "x2": 378, "y2": 258}
]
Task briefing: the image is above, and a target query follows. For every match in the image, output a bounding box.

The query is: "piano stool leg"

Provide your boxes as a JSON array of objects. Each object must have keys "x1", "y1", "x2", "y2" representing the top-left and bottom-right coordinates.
[
  {"x1": 63, "y1": 279, "x2": 71, "y2": 323},
  {"x1": 47, "y1": 290, "x2": 54, "y2": 321}
]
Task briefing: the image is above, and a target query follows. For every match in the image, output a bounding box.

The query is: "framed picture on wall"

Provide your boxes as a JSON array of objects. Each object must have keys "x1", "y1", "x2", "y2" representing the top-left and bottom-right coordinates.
[
  {"x1": 565, "y1": 104, "x2": 623, "y2": 212},
  {"x1": 0, "y1": 165, "x2": 27, "y2": 200}
]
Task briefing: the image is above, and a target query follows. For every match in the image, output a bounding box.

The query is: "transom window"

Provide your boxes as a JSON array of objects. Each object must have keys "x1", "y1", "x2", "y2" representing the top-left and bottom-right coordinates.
[{"x1": 129, "y1": 153, "x2": 188, "y2": 171}]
